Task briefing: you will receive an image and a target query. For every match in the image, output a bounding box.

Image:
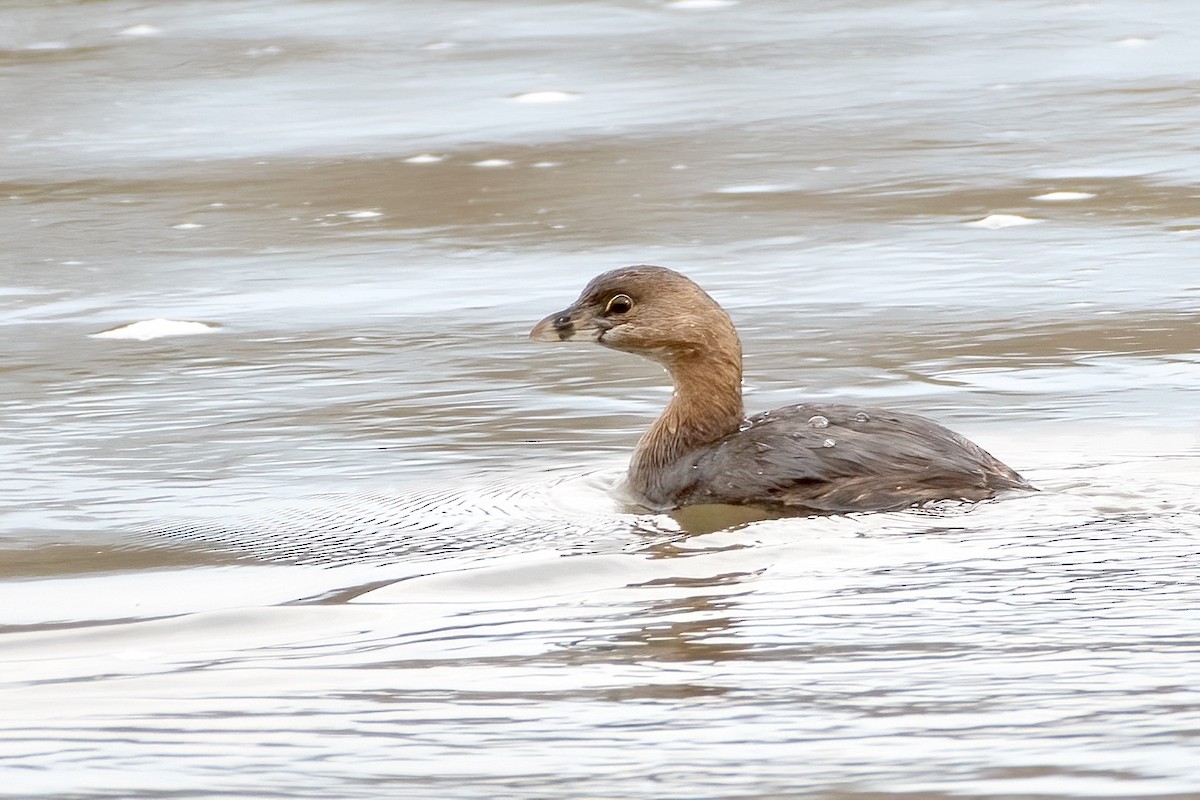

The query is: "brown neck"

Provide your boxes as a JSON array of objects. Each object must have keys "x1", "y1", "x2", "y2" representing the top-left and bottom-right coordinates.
[{"x1": 628, "y1": 344, "x2": 744, "y2": 498}]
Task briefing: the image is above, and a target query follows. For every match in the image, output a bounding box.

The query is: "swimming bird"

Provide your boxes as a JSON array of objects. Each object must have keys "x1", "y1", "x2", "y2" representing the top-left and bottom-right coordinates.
[{"x1": 530, "y1": 265, "x2": 1031, "y2": 513}]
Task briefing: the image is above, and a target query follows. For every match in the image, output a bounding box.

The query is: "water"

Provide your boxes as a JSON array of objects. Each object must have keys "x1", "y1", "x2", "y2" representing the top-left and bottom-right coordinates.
[{"x1": 3, "y1": 0, "x2": 1200, "y2": 797}]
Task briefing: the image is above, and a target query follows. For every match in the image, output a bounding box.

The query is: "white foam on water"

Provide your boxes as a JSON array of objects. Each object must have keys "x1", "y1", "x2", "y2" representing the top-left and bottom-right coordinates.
[
  {"x1": 343, "y1": 210, "x2": 382, "y2": 219},
  {"x1": 473, "y1": 158, "x2": 514, "y2": 168},
  {"x1": 119, "y1": 24, "x2": 161, "y2": 37},
  {"x1": 511, "y1": 91, "x2": 580, "y2": 104},
  {"x1": 1032, "y1": 191, "x2": 1096, "y2": 201},
  {"x1": 90, "y1": 319, "x2": 218, "y2": 341},
  {"x1": 23, "y1": 41, "x2": 69, "y2": 51},
  {"x1": 531, "y1": 161, "x2": 561, "y2": 168},
  {"x1": 404, "y1": 153, "x2": 444, "y2": 164},
  {"x1": 964, "y1": 213, "x2": 1041, "y2": 229},
  {"x1": 1114, "y1": 36, "x2": 1151, "y2": 47},
  {"x1": 171, "y1": 222, "x2": 204, "y2": 230},
  {"x1": 714, "y1": 183, "x2": 796, "y2": 194}
]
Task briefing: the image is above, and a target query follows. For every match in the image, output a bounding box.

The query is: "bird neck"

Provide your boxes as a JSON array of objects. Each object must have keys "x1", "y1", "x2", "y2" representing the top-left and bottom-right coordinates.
[{"x1": 629, "y1": 344, "x2": 745, "y2": 497}]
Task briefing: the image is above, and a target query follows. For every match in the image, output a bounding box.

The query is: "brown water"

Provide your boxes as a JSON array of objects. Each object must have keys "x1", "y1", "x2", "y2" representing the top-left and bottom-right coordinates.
[{"x1": 3, "y1": 1, "x2": 1200, "y2": 797}]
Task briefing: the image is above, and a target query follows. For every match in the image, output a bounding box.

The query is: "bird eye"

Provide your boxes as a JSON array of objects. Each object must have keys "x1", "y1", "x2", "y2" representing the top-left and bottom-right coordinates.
[{"x1": 605, "y1": 294, "x2": 633, "y2": 315}]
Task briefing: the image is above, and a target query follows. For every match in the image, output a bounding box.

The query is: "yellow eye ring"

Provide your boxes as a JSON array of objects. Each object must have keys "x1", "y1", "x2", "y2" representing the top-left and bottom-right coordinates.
[{"x1": 605, "y1": 294, "x2": 633, "y2": 315}]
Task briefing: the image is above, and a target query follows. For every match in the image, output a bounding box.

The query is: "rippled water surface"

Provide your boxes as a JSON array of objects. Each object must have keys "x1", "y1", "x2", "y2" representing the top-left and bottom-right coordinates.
[{"x1": 3, "y1": 1, "x2": 1199, "y2": 797}]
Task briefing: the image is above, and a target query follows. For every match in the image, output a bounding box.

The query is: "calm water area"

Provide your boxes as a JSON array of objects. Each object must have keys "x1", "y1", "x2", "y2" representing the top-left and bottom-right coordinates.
[{"x1": 2, "y1": 1, "x2": 1200, "y2": 797}]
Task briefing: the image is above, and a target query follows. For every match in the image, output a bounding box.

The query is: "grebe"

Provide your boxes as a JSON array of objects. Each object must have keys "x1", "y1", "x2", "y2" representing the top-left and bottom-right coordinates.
[{"x1": 530, "y1": 265, "x2": 1031, "y2": 513}]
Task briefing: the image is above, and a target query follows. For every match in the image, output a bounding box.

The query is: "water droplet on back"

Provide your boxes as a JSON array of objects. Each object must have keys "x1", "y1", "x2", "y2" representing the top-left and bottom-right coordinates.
[
  {"x1": 853, "y1": 411, "x2": 871, "y2": 423},
  {"x1": 808, "y1": 415, "x2": 829, "y2": 429},
  {"x1": 822, "y1": 438, "x2": 836, "y2": 448}
]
